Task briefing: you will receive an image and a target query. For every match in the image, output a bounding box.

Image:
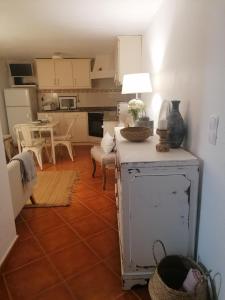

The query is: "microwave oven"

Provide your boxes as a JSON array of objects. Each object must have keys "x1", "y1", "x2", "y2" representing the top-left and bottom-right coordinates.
[{"x1": 58, "y1": 96, "x2": 77, "y2": 110}]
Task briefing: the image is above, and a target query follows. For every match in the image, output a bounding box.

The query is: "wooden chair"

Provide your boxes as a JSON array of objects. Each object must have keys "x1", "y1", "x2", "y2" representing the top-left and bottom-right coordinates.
[{"x1": 90, "y1": 145, "x2": 115, "y2": 190}]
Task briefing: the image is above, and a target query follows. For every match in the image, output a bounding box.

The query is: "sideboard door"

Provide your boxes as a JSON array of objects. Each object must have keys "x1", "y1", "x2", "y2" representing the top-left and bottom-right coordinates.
[{"x1": 128, "y1": 171, "x2": 191, "y2": 269}]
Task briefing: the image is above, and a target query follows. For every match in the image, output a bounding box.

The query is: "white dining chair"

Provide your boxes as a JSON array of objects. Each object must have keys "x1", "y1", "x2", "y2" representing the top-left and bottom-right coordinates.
[
  {"x1": 53, "y1": 119, "x2": 74, "y2": 161},
  {"x1": 18, "y1": 124, "x2": 49, "y2": 170}
]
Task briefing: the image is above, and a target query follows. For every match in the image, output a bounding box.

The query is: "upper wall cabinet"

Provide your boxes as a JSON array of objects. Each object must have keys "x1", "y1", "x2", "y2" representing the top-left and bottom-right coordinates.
[
  {"x1": 35, "y1": 59, "x2": 55, "y2": 88},
  {"x1": 35, "y1": 58, "x2": 91, "y2": 89},
  {"x1": 115, "y1": 35, "x2": 142, "y2": 85},
  {"x1": 71, "y1": 59, "x2": 91, "y2": 88},
  {"x1": 54, "y1": 59, "x2": 74, "y2": 88}
]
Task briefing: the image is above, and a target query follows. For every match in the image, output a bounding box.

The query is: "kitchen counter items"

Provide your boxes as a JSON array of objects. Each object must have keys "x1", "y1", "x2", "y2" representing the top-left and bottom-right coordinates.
[{"x1": 39, "y1": 106, "x2": 117, "y2": 113}]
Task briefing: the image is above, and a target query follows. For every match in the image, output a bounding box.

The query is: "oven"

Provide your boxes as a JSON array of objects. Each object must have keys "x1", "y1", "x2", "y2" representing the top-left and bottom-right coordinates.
[{"x1": 88, "y1": 112, "x2": 104, "y2": 137}]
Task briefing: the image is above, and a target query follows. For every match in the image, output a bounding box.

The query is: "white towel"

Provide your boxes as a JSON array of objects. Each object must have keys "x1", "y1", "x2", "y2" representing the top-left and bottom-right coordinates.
[
  {"x1": 11, "y1": 151, "x2": 37, "y2": 183},
  {"x1": 182, "y1": 268, "x2": 203, "y2": 293}
]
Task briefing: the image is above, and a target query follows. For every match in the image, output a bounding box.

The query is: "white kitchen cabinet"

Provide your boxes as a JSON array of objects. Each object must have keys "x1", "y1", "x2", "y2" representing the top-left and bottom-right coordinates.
[
  {"x1": 71, "y1": 59, "x2": 91, "y2": 88},
  {"x1": 35, "y1": 59, "x2": 56, "y2": 88},
  {"x1": 37, "y1": 112, "x2": 89, "y2": 143},
  {"x1": 35, "y1": 59, "x2": 91, "y2": 89},
  {"x1": 63, "y1": 112, "x2": 88, "y2": 143},
  {"x1": 114, "y1": 127, "x2": 199, "y2": 290},
  {"x1": 54, "y1": 59, "x2": 73, "y2": 88},
  {"x1": 36, "y1": 59, "x2": 73, "y2": 89},
  {"x1": 115, "y1": 36, "x2": 142, "y2": 85}
]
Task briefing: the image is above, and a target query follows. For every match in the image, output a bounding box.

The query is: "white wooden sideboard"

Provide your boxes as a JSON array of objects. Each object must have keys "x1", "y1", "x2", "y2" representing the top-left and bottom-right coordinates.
[{"x1": 114, "y1": 127, "x2": 200, "y2": 290}]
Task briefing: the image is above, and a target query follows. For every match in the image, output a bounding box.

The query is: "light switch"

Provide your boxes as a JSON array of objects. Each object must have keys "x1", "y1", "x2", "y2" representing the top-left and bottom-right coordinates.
[{"x1": 208, "y1": 115, "x2": 219, "y2": 145}]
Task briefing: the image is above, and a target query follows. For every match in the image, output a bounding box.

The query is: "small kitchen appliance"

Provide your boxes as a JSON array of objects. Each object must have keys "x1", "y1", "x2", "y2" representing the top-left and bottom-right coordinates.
[
  {"x1": 42, "y1": 103, "x2": 57, "y2": 111},
  {"x1": 59, "y1": 96, "x2": 77, "y2": 110}
]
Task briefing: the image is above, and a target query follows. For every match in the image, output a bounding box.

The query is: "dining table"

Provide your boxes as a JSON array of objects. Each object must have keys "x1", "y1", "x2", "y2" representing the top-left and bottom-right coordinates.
[{"x1": 14, "y1": 121, "x2": 59, "y2": 164}]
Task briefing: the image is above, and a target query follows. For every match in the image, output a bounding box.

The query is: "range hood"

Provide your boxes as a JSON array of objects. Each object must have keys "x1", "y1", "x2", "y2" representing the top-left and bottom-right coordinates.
[{"x1": 90, "y1": 54, "x2": 115, "y2": 79}]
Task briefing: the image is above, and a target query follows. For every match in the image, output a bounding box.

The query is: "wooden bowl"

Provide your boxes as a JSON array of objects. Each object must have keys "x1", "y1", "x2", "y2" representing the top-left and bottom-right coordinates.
[{"x1": 120, "y1": 127, "x2": 152, "y2": 142}]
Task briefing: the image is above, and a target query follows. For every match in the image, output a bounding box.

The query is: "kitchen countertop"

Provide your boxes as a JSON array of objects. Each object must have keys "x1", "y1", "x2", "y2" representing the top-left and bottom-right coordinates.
[
  {"x1": 38, "y1": 107, "x2": 118, "y2": 122},
  {"x1": 38, "y1": 106, "x2": 117, "y2": 113}
]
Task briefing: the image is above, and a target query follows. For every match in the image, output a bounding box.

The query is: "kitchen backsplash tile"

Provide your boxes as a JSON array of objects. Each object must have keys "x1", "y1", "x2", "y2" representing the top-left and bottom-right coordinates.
[{"x1": 38, "y1": 89, "x2": 133, "y2": 110}]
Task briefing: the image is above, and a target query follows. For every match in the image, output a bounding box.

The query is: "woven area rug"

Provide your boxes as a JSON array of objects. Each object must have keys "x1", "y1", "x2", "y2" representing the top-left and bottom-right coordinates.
[{"x1": 26, "y1": 170, "x2": 79, "y2": 207}]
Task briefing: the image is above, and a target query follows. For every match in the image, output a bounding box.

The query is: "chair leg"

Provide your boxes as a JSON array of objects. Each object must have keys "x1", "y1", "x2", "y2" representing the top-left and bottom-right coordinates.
[
  {"x1": 30, "y1": 194, "x2": 36, "y2": 204},
  {"x1": 66, "y1": 142, "x2": 74, "y2": 161},
  {"x1": 92, "y1": 158, "x2": 96, "y2": 177},
  {"x1": 59, "y1": 144, "x2": 64, "y2": 160},
  {"x1": 102, "y1": 164, "x2": 106, "y2": 190},
  {"x1": 45, "y1": 144, "x2": 51, "y2": 163},
  {"x1": 34, "y1": 149, "x2": 43, "y2": 170}
]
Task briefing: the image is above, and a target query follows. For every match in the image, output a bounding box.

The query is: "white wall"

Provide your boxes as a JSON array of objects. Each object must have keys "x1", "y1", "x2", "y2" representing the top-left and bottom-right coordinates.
[
  {"x1": 142, "y1": 0, "x2": 225, "y2": 298},
  {"x1": 0, "y1": 123, "x2": 17, "y2": 266},
  {"x1": 0, "y1": 59, "x2": 9, "y2": 134}
]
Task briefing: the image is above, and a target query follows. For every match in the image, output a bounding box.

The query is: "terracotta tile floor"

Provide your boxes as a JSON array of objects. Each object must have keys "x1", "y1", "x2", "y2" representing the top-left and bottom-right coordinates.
[{"x1": 0, "y1": 146, "x2": 150, "y2": 300}]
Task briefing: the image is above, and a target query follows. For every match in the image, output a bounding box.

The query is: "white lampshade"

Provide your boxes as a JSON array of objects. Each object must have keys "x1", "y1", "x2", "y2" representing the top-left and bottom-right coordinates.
[{"x1": 122, "y1": 73, "x2": 152, "y2": 94}]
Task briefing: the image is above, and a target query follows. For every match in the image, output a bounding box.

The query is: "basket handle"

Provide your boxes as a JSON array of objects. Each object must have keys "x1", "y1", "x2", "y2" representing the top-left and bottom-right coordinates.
[
  {"x1": 197, "y1": 262, "x2": 221, "y2": 299},
  {"x1": 210, "y1": 272, "x2": 221, "y2": 299},
  {"x1": 152, "y1": 240, "x2": 167, "y2": 266}
]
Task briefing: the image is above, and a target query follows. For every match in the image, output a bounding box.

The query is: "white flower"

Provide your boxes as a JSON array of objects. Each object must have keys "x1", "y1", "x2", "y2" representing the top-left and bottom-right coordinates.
[
  {"x1": 128, "y1": 99, "x2": 145, "y2": 121},
  {"x1": 128, "y1": 99, "x2": 145, "y2": 110}
]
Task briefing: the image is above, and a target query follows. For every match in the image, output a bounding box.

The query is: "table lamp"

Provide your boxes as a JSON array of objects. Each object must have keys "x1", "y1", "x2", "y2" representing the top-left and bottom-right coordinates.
[
  {"x1": 122, "y1": 73, "x2": 152, "y2": 99},
  {"x1": 122, "y1": 73, "x2": 152, "y2": 125}
]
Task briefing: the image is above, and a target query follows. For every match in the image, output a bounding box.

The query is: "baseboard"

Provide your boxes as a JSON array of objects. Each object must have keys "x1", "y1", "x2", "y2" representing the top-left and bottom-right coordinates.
[{"x1": 0, "y1": 234, "x2": 18, "y2": 268}]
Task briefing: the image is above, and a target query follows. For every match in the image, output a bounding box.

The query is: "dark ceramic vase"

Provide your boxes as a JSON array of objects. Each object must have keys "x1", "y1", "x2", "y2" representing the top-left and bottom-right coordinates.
[{"x1": 167, "y1": 100, "x2": 185, "y2": 148}]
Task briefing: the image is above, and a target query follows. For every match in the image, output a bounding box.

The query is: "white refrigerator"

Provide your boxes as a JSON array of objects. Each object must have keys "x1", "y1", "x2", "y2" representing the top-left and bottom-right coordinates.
[{"x1": 4, "y1": 88, "x2": 38, "y2": 142}]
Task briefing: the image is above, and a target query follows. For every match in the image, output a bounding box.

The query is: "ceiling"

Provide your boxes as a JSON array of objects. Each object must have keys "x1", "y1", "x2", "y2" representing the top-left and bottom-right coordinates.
[{"x1": 0, "y1": 0, "x2": 163, "y2": 59}]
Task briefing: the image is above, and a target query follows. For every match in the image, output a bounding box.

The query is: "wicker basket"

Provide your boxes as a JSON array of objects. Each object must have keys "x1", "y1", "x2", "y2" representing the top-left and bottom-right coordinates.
[
  {"x1": 148, "y1": 241, "x2": 209, "y2": 300},
  {"x1": 120, "y1": 127, "x2": 152, "y2": 142}
]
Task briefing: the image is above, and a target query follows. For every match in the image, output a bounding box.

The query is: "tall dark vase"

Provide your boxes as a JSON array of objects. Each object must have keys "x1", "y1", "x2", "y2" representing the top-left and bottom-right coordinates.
[{"x1": 167, "y1": 100, "x2": 185, "y2": 148}]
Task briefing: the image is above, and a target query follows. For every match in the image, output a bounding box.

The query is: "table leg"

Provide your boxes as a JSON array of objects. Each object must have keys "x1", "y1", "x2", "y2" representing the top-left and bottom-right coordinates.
[{"x1": 50, "y1": 128, "x2": 56, "y2": 164}]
